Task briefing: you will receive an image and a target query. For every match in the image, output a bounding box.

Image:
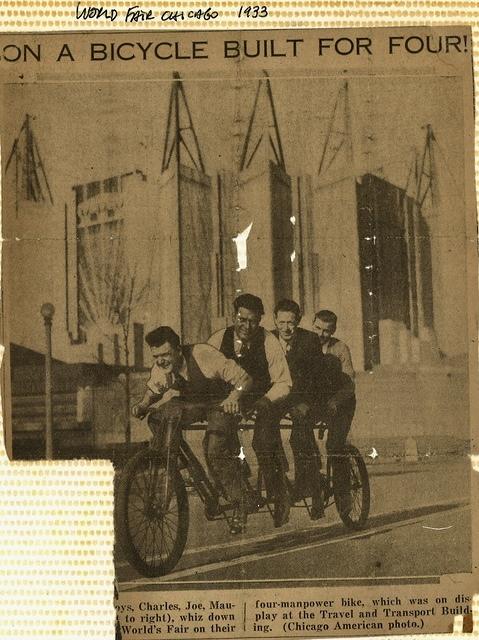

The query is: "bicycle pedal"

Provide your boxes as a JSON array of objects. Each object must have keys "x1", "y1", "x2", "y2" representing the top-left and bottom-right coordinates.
[
  {"x1": 229, "y1": 513, "x2": 247, "y2": 534},
  {"x1": 310, "y1": 509, "x2": 325, "y2": 521},
  {"x1": 229, "y1": 520, "x2": 246, "y2": 534},
  {"x1": 245, "y1": 493, "x2": 266, "y2": 513}
]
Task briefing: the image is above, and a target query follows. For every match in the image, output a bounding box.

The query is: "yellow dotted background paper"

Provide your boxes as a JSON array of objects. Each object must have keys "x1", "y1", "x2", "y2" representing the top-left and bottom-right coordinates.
[{"x1": 0, "y1": 3, "x2": 478, "y2": 638}]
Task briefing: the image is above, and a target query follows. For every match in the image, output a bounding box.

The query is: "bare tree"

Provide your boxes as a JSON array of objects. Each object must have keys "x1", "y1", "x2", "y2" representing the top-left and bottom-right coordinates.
[{"x1": 78, "y1": 217, "x2": 152, "y2": 445}]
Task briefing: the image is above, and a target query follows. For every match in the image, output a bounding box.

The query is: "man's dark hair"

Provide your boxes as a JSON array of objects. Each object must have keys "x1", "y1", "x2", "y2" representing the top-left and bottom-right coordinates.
[
  {"x1": 145, "y1": 326, "x2": 181, "y2": 349},
  {"x1": 274, "y1": 298, "x2": 301, "y2": 320},
  {"x1": 314, "y1": 309, "x2": 338, "y2": 328},
  {"x1": 233, "y1": 293, "x2": 265, "y2": 316}
]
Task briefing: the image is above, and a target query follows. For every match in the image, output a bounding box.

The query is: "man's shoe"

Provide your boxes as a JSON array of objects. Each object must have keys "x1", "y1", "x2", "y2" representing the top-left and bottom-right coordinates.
[
  {"x1": 273, "y1": 492, "x2": 291, "y2": 528},
  {"x1": 245, "y1": 491, "x2": 266, "y2": 514},
  {"x1": 310, "y1": 490, "x2": 325, "y2": 520},
  {"x1": 229, "y1": 507, "x2": 247, "y2": 534}
]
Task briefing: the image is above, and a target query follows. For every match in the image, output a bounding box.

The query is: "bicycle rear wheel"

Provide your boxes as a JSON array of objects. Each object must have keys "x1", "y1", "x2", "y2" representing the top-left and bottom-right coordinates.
[
  {"x1": 115, "y1": 449, "x2": 189, "y2": 577},
  {"x1": 333, "y1": 444, "x2": 370, "y2": 530}
]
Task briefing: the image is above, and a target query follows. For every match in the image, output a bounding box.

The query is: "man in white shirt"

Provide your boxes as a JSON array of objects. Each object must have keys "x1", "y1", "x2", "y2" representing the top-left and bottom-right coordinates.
[
  {"x1": 208, "y1": 293, "x2": 292, "y2": 527},
  {"x1": 132, "y1": 326, "x2": 253, "y2": 532}
]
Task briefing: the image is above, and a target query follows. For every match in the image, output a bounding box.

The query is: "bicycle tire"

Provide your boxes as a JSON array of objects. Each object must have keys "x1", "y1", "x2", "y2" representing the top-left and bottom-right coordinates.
[
  {"x1": 333, "y1": 444, "x2": 370, "y2": 530},
  {"x1": 115, "y1": 449, "x2": 189, "y2": 577}
]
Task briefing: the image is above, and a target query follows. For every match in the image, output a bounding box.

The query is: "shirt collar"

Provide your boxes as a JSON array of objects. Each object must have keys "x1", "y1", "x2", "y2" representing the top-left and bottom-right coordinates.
[
  {"x1": 279, "y1": 335, "x2": 295, "y2": 354},
  {"x1": 322, "y1": 339, "x2": 332, "y2": 354}
]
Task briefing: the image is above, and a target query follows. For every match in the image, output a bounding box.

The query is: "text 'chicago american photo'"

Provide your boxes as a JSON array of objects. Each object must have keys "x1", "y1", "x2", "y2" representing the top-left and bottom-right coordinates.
[{"x1": 0, "y1": 26, "x2": 477, "y2": 639}]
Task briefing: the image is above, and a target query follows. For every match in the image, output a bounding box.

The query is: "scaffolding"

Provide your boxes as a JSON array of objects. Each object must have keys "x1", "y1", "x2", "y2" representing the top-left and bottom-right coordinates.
[
  {"x1": 5, "y1": 114, "x2": 53, "y2": 215},
  {"x1": 217, "y1": 71, "x2": 293, "y2": 325},
  {"x1": 158, "y1": 72, "x2": 213, "y2": 344}
]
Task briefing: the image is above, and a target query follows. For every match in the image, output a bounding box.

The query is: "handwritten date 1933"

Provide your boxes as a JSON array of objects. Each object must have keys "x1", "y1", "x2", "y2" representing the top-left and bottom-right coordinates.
[{"x1": 238, "y1": 5, "x2": 268, "y2": 18}]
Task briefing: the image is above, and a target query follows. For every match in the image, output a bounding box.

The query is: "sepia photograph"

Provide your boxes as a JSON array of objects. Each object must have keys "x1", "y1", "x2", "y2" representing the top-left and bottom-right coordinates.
[{"x1": 0, "y1": 27, "x2": 476, "y2": 638}]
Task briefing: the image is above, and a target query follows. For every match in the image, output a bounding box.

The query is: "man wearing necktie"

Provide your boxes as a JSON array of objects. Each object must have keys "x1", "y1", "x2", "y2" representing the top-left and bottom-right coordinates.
[
  {"x1": 131, "y1": 325, "x2": 253, "y2": 533},
  {"x1": 208, "y1": 293, "x2": 293, "y2": 528},
  {"x1": 272, "y1": 299, "x2": 326, "y2": 519}
]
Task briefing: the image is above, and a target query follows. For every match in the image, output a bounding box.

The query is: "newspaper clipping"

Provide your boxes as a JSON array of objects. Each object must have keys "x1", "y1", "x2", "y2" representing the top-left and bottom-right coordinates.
[{"x1": 0, "y1": 25, "x2": 477, "y2": 638}]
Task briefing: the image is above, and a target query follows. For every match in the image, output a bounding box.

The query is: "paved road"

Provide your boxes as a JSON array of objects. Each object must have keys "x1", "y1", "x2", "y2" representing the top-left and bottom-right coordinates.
[{"x1": 116, "y1": 457, "x2": 471, "y2": 590}]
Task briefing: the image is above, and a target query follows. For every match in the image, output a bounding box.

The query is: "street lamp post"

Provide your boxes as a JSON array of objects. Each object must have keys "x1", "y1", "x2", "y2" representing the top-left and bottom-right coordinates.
[{"x1": 41, "y1": 303, "x2": 55, "y2": 460}]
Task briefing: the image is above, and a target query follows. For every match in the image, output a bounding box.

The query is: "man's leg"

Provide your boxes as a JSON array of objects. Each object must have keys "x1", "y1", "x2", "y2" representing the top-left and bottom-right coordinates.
[
  {"x1": 203, "y1": 407, "x2": 242, "y2": 505},
  {"x1": 327, "y1": 397, "x2": 356, "y2": 512},
  {"x1": 148, "y1": 399, "x2": 205, "y2": 470},
  {"x1": 289, "y1": 402, "x2": 324, "y2": 518},
  {"x1": 252, "y1": 404, "x2": 290, "y2": 526},
  {"x1": 289, "y1": 403, "x2": 321, "y2": 496}
]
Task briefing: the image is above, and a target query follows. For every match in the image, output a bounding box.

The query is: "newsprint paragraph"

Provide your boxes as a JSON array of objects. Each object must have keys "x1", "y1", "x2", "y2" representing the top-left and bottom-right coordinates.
[{"x1": 0, "y1": 24, "x2": 477, "y2": 639}]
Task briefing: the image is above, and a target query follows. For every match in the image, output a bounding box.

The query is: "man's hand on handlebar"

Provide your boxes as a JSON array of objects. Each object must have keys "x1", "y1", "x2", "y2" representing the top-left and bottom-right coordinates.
[
  {"x1": 221, "y1": 391, "x2": 241, "y2": 415},
  {"x1": 132, "y1": 403, "x2": 149, "y2": 419},
  {"x1": 239, "y1": 396, "x2": 272, "y2": 421}
]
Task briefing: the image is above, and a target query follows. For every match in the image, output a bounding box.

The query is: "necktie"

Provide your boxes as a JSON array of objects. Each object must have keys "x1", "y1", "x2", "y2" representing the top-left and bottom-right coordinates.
[{"x1": 239, "y1": 341, "x2": 249, "y2": 359}]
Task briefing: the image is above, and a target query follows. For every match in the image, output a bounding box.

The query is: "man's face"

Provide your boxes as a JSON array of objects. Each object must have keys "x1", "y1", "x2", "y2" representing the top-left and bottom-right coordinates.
[
  {"x1": 313, "y1": 318, "x2": 336, "y2": 345},
  {"x1": 234, "y1": 306, "x2": 261, "y2": 342},
  {"x1": 150, "y1": 341, "x2": 182, "y2": 374},
  {"x1": 275, "y1": 310, "x2": 299, "y2": 342}
]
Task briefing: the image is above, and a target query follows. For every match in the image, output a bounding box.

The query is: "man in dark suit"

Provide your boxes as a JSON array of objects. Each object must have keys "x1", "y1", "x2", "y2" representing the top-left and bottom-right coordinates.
[{"x1": 273, "y1": 299, "x2": 325, "y2": 518}]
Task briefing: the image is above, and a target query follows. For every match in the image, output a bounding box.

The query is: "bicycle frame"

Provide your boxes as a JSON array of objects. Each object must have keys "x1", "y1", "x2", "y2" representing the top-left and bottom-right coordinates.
[
  {"x1": 178, "y1": 420, "x2": 334, "y2": 511},
  {"x1": 178, "y1": 437, "x2": 222, "y2": 511}
]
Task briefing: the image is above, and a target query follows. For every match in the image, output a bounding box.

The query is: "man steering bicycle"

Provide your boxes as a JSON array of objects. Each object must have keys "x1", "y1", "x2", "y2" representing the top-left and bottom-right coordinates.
[{"x1": 132, "y1": 326, "x2": 255, "y2": 533}]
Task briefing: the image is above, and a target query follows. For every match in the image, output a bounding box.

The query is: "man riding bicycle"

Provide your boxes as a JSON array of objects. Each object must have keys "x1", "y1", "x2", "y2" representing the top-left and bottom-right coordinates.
[
  {"x1": 312, "y1": 309, "x2": 356, "y2": 516},
  {"x1": 131, "y1": 326, "x2": 254, "y2": 533},
  {"x1": 272, "y1": 298, "x2": 326, "y2": 519},
  {"x1": 208, "y1": 293, "x2": 292, "y2": 529}
]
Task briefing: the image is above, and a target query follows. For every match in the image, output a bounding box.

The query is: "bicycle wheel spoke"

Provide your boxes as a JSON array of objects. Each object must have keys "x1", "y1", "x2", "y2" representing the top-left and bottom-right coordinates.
[
  {"x1": 130, "y1": 481, "x2": 147, "y2": 506},
  {"x1": 330, "y1": 448, "x2": 370, "y2": 529},
  {"x1": 127, "y1": 497, "x2": 149, "y2": 525},
  {"x1": 128, "y1": 467, "x2": 180, "y2": 569},
  {"x1": 161, "y1": 516, "x2": 177, "y2": 546},
  {"x1": 147, "y1": 519, "x2": 162, "y2": 565},
  {"x1": 128, "y1": 502, "x2": 147, "y2": 517},
  {"x1": 161, "y1": 512, "x2": 178, "y2": 529},
  {"x1": 138, "y1": 516, "x2": 153, "y2": 560},
  {"x1": 147, "y1": 525, "x2": 161, "y2": 566},
  {"x1": 157, "y1": 520, "x2": 167, "y2": 563},
  {"x1": 129, "y1": 513, "x2": 151, "y2": 539},
  {"x1": 117, "y1": 449, "x2": 189, "y2": 577},
  {"x1": 149, "y1": 515, "x2": 161, "y2": 566},
  {"x1": 128, "y1": 516, "x2": 150, "y2": 541},
  {"x1": 132, "y1": 473, "x2": 151, "y2": 507}
]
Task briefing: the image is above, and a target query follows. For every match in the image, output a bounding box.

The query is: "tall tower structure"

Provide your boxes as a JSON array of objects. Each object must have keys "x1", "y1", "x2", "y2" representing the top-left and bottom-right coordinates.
[
  {"x1": 5, "y1": 113, "x2": 53, "y2": 214},
  {"x1": 310, "y1": 81, "x2": 366, "y2": 369},
  {"x1": 156, "y1": 72, "x2": 213, "y2": 343},
  {"x1": 411, "y1": 124, "x2": 464, "y2": 359},
  {"x1": 3, "y1": 115, "x2": 63, "y2": 357},
  {"x1": 217, "y1": 71, "x2": 294, "y2": 327}
]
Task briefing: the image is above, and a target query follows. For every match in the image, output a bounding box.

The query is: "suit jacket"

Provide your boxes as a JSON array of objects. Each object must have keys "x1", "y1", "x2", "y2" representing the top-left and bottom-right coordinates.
[{"x1": 272, "y1": 327, "x2": 324, "y2": 404}]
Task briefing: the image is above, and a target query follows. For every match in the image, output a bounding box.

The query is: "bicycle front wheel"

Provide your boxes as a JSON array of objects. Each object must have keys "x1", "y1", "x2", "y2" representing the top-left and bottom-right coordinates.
[
  {"x1": 333, "y1": 444, "x2": 370, "y2": 530},
  {"x1": 115, "y1": 449, "x2": 189, "y2": 577}
]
